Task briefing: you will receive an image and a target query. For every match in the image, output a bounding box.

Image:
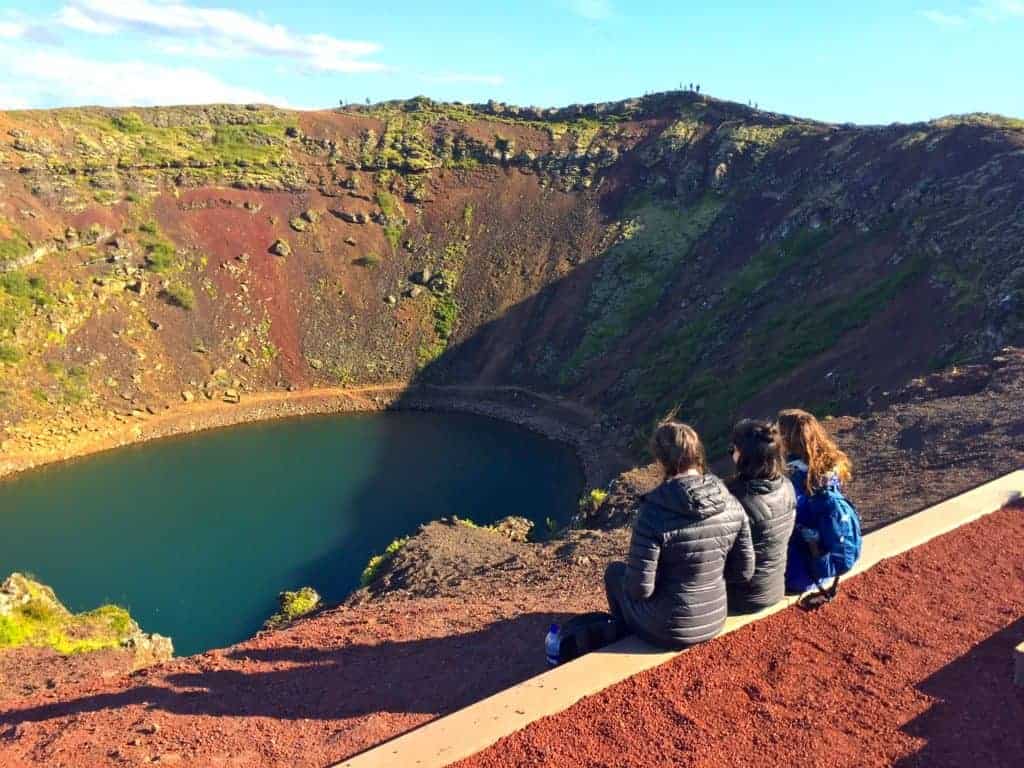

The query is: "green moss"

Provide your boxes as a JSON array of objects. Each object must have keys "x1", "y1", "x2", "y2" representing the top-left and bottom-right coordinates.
[
  {"x1": 419, "y1": 293, "x2": 459, "y2": 366},
  {"x1": 52, "y1": 364, "x2": 90, "y2": 405},
  {"x1": 443, "y1": 156, "x2": 481, "y2": 171},
  {"x1": 140, "y1": 222, "x2": 179, "y2": 272},
  {"x1": 375, "y1": 189, "x2": 401, "y2": 220},
  {"x1": 0, "y1": 576, "x2": 136, "y2": 655},
  {"x1": 384, "y1": 222, "x2": 404, "y2": 252},
  {"x1": 562, "y1": 195, "x2": 724, "y2": 381},
  {"x1": 0, "y1": 343, "x2": 22, "y2": 363},
  {"x1": 0, "y1": 231, "x2": 31, "y2": 263},
  {"x1": 0, "y1": 272, "x2": 54, "y2": 336},
  {"x1": 263, "y1": 586, "x2": 321, "y2": 630},
  {"x1": 360, "y1": 536, "x2": 409, "y2": 586},
  {"x1": 111, "y1": 112, "x2": 146, "y2": 133},
  {"x1": 163, "y1": 281, "x2": 195, "y2": 310}
]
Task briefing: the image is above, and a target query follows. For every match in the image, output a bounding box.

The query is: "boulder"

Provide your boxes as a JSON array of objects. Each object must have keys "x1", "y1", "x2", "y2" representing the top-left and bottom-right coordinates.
[
  {"x1": 120, "y1": 631, "x2": 174, "y2": 669},
  {"x1": 427, "y1": 273, "x2": 450, "y2": 294},
  {"x1": 223, "y1": 389, "x2": 241, "y2": 404},
  {"x1": 384, "y1": 294, "x2": 397, "y2": 306},
  {"x1": 288, "y1": 216, "x2": 307, "y2": 232},
  {"x1": 331, "y1": 210, "x2": 368, "y2": 224},
  {"x1": 270, "y1": 239, "x2": 291, "y2": 257},
  {"x1": 410, "y1": 267, "x2": 433, "y2": 285},
  {"x1": 181, "y1": 390, "x2": 195, "y2": 403}
]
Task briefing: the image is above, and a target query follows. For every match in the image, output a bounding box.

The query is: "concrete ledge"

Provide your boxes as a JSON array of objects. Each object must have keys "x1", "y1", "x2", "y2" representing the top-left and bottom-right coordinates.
[
  {"x1": 1015, "y1": 641, "x2": 1024, "y2": 688},
  {"x1": 334, "y1": 469, "x2": 1023, "y2": 768}
]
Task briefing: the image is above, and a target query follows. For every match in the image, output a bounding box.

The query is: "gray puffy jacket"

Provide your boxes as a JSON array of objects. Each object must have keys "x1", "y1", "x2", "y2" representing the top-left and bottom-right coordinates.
[
  {"x1": 620, "y1": 473, "x2": 754, "y2": 648},
  {"x1": 726, "y1": 476, "x2": 796, "y2": 610}
]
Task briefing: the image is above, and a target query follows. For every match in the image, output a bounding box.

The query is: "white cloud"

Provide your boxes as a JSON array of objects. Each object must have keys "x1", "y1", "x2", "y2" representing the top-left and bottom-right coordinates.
[
  {"x1": 972, "y1": 0, "x2": 1024, "y2": 19},
  {"x1": 921, "y1": 9, "x2": 966, "y2": 25},
  {"x1": 57, "y1": 5, "x2": 117, "y2": 34},
  {"x1": 568, "y1": 0, "x2": 613, "y2": 20},
  {"x1": 57, "y1": 0, "x2": 386, "y2": 73},
  {"x1": 0, "y1": 47, "x2": 280, "y2": 109},
  {"x1": 0, "y1": 21, "x2": 27, "y2": 39}
]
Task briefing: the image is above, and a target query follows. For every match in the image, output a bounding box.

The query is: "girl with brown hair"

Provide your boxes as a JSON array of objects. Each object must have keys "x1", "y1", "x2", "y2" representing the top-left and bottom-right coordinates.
[
  {"x1": 604, "y1": 419, "x2": 754, "y2": 648},
  {"x1": 777, "y1": 409, "x2": 862, "y2": 595},
  {"x1": 725, "y1": 419, "x2": 796, "y2": 612}
]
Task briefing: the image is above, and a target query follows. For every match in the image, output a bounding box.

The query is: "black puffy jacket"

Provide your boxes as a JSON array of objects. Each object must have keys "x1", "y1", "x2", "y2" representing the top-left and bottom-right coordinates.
[
  {"x1": 726, "y1": 475, "x2": 796, "y2": 611},
  {"x1": 620, "y1": 473, "x2": 754, "y2": 648}
]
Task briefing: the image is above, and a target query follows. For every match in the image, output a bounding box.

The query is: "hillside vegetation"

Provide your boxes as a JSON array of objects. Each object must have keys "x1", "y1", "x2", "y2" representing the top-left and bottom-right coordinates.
[{"x1": 0, "y1": 92, "x2": 1022, "y2": 458}]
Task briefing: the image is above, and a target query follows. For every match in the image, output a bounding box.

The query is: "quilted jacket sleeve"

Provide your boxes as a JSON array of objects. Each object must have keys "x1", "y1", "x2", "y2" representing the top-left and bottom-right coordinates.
[
  {"x1": 724, "y1": 507, "x2": 756, "y2": 583},
  {"x1": 624, "y1": 503, "x2": 662, "y2": 600}
]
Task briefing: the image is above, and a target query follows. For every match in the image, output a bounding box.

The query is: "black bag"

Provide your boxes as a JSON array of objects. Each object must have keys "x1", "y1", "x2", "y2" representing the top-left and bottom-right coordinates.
[{"x1": 552, "y1": 612, "x2": 626, "y2": 664}]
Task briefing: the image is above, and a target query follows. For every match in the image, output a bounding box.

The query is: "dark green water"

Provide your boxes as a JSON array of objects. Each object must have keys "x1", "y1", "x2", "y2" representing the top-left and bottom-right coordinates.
[{"x1": 0, "y1": 412, "x2": 583, "y2": 655}]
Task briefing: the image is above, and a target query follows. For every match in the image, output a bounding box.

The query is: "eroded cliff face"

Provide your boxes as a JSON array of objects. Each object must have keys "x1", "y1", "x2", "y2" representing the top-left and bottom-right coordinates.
[{"x1": 0, "y1": 93, "x2": 1022, "y2": 458}]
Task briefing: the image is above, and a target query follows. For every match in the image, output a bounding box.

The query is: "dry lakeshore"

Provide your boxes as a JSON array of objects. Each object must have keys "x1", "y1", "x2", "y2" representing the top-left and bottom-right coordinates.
[{"x1": 0, "y1": 383, "x2": 627, "y2": 489}]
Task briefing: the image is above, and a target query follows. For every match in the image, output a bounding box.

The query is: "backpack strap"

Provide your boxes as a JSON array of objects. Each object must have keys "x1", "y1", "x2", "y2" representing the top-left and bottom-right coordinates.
[{"x1": 796, "y1": 537, "x2": 841, "y2": 611}]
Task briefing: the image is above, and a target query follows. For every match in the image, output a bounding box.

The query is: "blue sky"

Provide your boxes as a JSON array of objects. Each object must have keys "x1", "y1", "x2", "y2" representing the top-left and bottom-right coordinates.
[{"x1": 0, "y1": 1, "x2": 1022, "y2": 124}]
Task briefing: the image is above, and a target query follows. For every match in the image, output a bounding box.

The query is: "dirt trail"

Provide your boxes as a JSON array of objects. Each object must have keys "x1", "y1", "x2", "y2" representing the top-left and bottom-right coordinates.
[{"x1": 456, "y1": 505, "x2": 1024, "y2": 768}]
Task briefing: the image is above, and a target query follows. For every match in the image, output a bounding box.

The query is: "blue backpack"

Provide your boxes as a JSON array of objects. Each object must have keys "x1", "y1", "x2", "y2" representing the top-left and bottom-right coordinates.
[{"x1": 818, "y1": 486, "x2": 862, "y2": 576}]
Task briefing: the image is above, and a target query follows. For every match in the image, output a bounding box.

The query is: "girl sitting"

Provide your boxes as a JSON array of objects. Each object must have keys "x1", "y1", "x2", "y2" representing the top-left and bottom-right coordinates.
[
  {"x1": 604, "y1": 419, "x2": 754, "y2": 649},
  {"x1": 777, "y1": 409, "x2": 862, "y2": 596},
  {"x1": 726, "y1": 419, "x2": 796, "y2": 612}
]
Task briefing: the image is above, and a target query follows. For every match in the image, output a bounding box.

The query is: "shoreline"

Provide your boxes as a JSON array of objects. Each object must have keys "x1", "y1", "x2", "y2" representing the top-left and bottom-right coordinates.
[{"x1": 0, "y1": 384, "x2": 629, "y2": 490}]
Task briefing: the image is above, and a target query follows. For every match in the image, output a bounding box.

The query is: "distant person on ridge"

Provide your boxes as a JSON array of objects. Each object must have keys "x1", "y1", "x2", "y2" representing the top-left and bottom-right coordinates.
[
  {"x1": 604, "y1": 420, "x2": 755, "y2": 649},
  {"x1": 725, "y1": 419, "x2": 796, "y2": 612},
  {"x1": 777, "y1": 409, "x2": 863, "y2": 597}
]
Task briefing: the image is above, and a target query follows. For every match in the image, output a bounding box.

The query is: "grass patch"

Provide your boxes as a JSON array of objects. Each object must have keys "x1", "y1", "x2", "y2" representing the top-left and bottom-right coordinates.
[
  {"x1": 51, "y1": 364, "x2": 90, "y2": 404},
  {"x1": 0, "y1": 231, "x2": 31, "y2": 263},
  {"x1": 360, "y1": 537, "x2": 409, "y2": 586},
  {"x1": 163, "y1": 281, "x2": 195, "y2": 310},
  {"x1": 0, "y1": 343, "x2": 22, "y2": 363},
  {"x1": 0, "y1": 575, "x2": 136, "y2": 655},
  {"x1": 418, "y1": 293, "x2": 459, "y2": 366},
  {"x1": 0, "y1": 271, "x2": 54, "y2": 335},
  {"x1": 578, "y1": 488, "x2": 609, "y2": 516},
  {"x1": 263, "y1": 586, "x2": 321, "y2": 630},
  {"x1": 140, "y1": 222, "x2": 178, "y2": 272}
]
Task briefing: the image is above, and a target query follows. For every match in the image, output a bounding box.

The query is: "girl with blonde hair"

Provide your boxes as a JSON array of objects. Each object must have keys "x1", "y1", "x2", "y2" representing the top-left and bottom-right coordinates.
[{"x1": 777, "y1": 409, "x2": 862, "y2": 597}]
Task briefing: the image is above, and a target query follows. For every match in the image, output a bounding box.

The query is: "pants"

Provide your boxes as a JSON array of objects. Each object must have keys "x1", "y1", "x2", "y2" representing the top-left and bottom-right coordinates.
[{"x1": 604, "y1": 561, "x2": 629, "y2": 624}]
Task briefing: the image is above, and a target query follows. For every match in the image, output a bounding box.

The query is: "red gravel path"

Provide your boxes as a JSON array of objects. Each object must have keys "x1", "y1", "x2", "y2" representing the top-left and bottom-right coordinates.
[{"x1": 457, "y1": 505, "x2": 1024, "y2": 768}]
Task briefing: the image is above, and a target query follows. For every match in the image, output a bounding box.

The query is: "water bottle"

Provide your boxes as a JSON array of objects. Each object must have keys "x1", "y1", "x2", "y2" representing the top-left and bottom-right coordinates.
[{"x1": 545, "y1": 623, "x2": 561, "y2": 667}]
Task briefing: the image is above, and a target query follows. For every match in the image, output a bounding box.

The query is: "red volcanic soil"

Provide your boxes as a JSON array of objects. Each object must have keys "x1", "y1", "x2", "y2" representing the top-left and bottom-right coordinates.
[
  {"x1": 457, "y1": 505, "x2": 1024, "y2": 768},
  {"x1": 0, "y1": 593, "x2": 605, "y2": 768},
  {"x1": 2, "y1": 508, "x2": 1021, "y2": 768}
]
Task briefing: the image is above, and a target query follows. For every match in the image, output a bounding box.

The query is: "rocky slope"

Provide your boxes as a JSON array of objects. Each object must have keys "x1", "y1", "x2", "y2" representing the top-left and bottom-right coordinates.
[{"x1": 1, "y1": 92, "x2": 1022, "y2": 465}]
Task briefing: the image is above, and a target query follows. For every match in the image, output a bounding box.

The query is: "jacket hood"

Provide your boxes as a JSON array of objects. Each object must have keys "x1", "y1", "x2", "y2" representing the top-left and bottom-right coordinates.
[{"x1": 644, "y1": 473, "x2": 729, "y2": 519}]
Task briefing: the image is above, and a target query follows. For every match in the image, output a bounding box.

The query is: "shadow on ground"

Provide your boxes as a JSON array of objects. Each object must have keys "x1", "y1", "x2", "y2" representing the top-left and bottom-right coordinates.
[
  {"x1": 0, "y1": 610, "x2": 565, "y2": 726},
  {"x1": 894, "y1": 616, "x2": 1024, "y2": 768}
]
